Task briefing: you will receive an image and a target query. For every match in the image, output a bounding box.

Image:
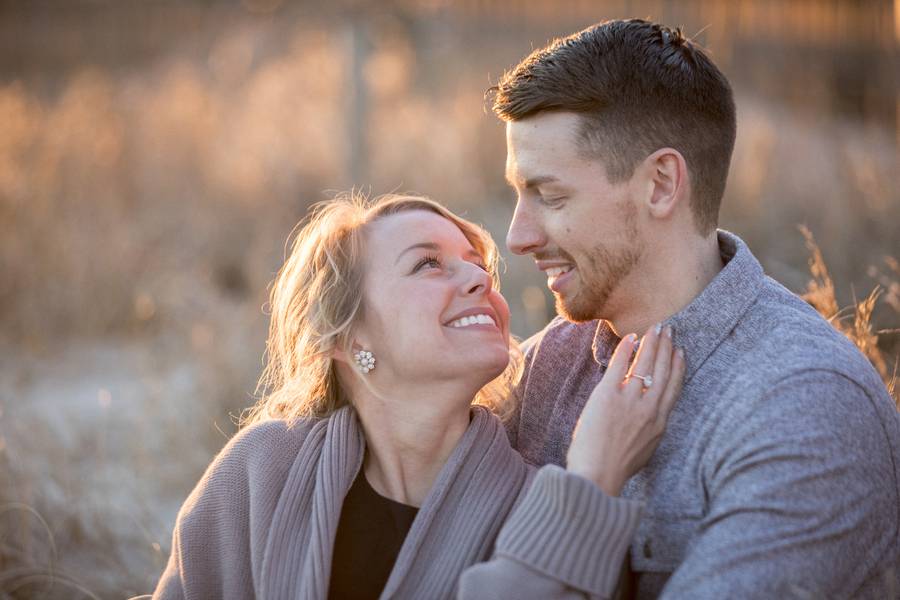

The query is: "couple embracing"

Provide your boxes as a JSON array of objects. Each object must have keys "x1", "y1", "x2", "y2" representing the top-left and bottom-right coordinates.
[{"x1": 153, "y1": 19, "x2": 900, "y2": 599}]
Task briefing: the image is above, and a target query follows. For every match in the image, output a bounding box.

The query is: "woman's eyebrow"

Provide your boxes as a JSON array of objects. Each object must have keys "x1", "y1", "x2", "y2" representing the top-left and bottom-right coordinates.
[{"x1": 394, "y1": 242, "x2": 481, "y2": 265}]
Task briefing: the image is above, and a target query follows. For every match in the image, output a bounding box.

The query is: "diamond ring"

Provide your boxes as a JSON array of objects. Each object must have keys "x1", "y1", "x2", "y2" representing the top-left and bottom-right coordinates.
[{"x1": 626, "y1": 373, "x2": 653, "y2": 390}]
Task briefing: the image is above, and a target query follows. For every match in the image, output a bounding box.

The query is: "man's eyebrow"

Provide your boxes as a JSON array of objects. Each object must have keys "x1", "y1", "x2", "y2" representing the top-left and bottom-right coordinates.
[
  {"x1": 504, "y1": 173, "x2": 560, "y2": 189},
  {"x1": 395, "y1": 242, "x2": 482, "y2": 265}
]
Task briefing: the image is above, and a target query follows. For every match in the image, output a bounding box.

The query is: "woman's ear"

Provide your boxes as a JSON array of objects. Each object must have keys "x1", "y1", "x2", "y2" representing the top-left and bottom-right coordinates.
[
  {"x1": 332, "y1": 340, "x2": 368, "y2": 367},
  {"x1": 332, "y1": 346, "x2": 353, "y2": 366},
  {"x1": 642, "y1": 147, "x2": 688, "y2": 220}
]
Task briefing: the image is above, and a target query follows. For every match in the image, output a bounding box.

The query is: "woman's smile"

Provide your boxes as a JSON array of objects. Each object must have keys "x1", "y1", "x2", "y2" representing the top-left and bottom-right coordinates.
[
  {"x1": 443, "y1": 307, "x2": 500, "y2": 331},
  {"x1": 446, "y1": 315, "x2": 498, "y2": 329},
  {"x1": 358, "y1": 209, "x2": 512, "y2": 383}
]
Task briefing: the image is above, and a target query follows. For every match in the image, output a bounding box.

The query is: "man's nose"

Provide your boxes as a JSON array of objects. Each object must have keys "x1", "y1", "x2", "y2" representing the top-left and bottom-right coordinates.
[{"x1": 506, "y1": 200, "x2": 544, "y2": 256}]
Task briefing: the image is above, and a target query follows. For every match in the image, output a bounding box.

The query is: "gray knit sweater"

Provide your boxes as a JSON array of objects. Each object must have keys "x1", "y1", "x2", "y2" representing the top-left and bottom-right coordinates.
[
  {"x1": 152, "y1": 405, "x2": 643, "y2": 599},
  {"x1": 503, "y1": 231, "x2": 900, "y2": 598}
]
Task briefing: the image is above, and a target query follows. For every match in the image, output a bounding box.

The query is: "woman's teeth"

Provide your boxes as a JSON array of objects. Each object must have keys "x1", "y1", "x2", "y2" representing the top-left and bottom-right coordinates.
[{"x1": 448, "y1": 314, "x2": 497, "y2": 328}]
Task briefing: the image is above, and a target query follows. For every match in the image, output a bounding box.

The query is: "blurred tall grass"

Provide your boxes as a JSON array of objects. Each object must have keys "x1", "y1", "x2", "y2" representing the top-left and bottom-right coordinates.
[{"x1": 0, "y1": 1, "x2": 897, "y2": 597}]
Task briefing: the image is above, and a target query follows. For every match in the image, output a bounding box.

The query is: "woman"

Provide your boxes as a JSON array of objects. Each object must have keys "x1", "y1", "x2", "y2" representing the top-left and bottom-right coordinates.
[{"x1": 152, "y1": 194, "x2": 684, "y2": 599}]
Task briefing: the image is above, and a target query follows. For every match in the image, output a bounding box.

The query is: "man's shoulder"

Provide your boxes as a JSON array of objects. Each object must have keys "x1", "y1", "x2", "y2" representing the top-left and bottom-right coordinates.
[
  {"x1": 704, "y1": 231, "x2": 879, "y2": 388},
  {"x1": 707, "y1": 275, "x2": 897, "y2": 439},
  {"x1": 736, "y1": 275, "x2": 880, "y2": 382}
]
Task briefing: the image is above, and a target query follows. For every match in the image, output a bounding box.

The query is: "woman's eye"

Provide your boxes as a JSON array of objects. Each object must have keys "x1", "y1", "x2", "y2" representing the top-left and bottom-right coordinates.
[{"x1": 413, "y1": 255, "x2": 443, "y2": 272}]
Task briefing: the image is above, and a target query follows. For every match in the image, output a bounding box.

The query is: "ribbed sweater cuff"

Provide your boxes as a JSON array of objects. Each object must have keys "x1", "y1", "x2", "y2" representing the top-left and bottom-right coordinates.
[{"x1": 494, "y1": 464, "x2": 644, "y2": 597}]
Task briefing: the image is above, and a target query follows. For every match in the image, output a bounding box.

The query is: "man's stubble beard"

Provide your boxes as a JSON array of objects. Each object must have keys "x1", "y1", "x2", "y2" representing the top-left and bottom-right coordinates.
[{"x1": 556, "y1": 200, "x2": 643, "y2": 323}]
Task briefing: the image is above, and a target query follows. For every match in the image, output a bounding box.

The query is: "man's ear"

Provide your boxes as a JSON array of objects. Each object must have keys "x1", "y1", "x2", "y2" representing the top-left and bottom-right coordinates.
[{"x1": 641, "y1": 148, "x2": 688, "y2": 220}]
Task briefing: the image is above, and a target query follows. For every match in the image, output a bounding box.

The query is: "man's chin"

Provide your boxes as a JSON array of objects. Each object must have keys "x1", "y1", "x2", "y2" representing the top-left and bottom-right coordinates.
[{"x1": 555, "y1": 294, "x2": 602, "y2": 324}]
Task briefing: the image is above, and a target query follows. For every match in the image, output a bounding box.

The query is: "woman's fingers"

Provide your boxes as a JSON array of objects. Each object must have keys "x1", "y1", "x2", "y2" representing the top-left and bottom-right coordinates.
[
  {"x1": 648, "y1": 326, "x2": 673, "y2": 403},
  {"x1": 625, "y1": 323, "x2": 661, "y2": 395},
  {"x1": 569, "y1": 324, "x2": 686, "y2": 496},
  {"x1": 606, "y1": 332, "x2": 638, "y2": 383},
  {"x1": 657, "y1": 347, "x2": 686, "y2": 425}
]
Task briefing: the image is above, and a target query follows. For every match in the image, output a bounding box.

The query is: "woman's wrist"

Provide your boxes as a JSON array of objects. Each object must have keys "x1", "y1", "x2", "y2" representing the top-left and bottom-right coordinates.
[{"x1": 566, "y1": 461, "x2": 624, "y2": 497}]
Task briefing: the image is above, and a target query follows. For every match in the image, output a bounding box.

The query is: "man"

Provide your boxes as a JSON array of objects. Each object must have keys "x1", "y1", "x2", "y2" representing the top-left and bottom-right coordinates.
[{"x1": 486, "y1": 19, "x2": 899, "y2": 598}]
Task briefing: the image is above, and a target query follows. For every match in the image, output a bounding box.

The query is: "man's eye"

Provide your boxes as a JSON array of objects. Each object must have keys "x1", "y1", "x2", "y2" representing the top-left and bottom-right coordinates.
[{"x1": 540, "y1": 196, "x2": 566, "y2": 207}]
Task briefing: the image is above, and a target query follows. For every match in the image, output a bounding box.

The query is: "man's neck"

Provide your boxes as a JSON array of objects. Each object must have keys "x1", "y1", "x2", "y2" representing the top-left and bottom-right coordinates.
[{"x1": 610, "y1": 232, "x2": 724, "y2": 337}]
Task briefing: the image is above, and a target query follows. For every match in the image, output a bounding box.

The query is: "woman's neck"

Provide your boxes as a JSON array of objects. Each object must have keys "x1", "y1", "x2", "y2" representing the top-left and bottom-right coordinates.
[{"x1": 353, "y1": 391, "x2": 472, "y2": 507}]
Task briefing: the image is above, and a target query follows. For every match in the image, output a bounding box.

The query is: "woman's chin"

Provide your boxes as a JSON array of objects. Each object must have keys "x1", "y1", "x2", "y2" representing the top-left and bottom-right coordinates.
[
  {"x1": 476, "y1": 352, "x2": 511, "y2": 382},
  {"x1": 427, "y1": 347, "x2": 510, "y2": 388}
]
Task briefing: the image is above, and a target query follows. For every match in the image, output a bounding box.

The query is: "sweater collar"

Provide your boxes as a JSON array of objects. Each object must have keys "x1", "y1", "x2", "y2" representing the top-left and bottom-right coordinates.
[
  {"x1": 260, "y1": 406, "x2": 366, "y2": 600},
  {"x1": 261, "y1": 404, "x2": 529, "y2": 600},
  {"x1": 382, "y1": 405, "x2": 529, "y2": 598},
  {"x1": 591, "y1": 230, "x2": 764, "y2": 382}
]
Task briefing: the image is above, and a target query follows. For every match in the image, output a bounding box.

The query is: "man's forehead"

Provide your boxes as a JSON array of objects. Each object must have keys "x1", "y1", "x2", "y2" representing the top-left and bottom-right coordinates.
[
  {"x1": 506, "y1": 112, "x2": 583, "y2": 145},
  {"x1": 505, "y1": 114, "x2": 585, "y2": 183}
]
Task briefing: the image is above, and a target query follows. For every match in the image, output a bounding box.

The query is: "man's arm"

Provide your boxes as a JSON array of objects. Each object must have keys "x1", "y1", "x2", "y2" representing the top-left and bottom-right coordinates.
[{"x1": 661, "y1": 370, "x2": 899, "y2": 598}]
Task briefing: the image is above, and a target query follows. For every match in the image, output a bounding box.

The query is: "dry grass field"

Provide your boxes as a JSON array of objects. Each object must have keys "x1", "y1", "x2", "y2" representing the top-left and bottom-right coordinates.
[{"x1": 0, "y1": 2, "x2": 897, "y2": 597}]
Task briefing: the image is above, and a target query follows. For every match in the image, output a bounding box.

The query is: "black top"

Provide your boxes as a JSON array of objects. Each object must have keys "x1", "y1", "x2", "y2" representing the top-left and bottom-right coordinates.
[{"x1": 328, "y1": 469, "x2": 419, "y2": 599}]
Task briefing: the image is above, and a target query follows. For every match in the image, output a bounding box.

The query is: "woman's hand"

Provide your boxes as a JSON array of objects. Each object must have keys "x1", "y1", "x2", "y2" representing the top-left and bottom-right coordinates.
[{"x1": 566, "y1": 323, "x2": 685, "y2": 497}]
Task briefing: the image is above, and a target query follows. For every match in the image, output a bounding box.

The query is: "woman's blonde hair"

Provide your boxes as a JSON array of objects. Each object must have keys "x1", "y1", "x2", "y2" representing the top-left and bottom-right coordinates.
[{"x1": 241, "y1": 193, "x2": 521, "y2": 428}]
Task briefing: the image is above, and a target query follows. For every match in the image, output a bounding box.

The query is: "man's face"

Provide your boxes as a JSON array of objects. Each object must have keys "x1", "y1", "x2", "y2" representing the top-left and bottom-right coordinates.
[{"x1": 505, "y1": 111, "x2": 644, "y2": 323}]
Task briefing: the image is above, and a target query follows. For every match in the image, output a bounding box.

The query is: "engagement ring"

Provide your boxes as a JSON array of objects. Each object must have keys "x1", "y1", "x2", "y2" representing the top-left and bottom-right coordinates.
[{"x1": 627, "y1": 373, "x2": 653, "y2": 390}]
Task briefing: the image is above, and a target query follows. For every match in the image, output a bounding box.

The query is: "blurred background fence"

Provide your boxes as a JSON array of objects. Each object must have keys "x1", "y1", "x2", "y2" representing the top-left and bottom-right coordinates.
[{"x1": 0, "y1": 1, "x2": 897, "y2": 597}]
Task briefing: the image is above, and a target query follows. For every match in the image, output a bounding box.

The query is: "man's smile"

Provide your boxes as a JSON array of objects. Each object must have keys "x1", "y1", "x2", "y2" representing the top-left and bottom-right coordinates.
[{"x1": 537, "y1": 260, "x2": 576, "y2": 293}]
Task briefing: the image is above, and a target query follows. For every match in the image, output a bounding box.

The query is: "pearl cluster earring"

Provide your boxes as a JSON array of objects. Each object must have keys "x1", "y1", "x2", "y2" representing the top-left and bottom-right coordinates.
[{"x1": 353, "y1": 350, "x2": 375, "y2": 374}]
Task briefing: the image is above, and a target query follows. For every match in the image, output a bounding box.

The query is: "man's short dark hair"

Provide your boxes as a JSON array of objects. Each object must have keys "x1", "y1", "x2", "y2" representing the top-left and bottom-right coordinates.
[{"x1": 491, "y1": 19, "x2": 736, "y2": 235}]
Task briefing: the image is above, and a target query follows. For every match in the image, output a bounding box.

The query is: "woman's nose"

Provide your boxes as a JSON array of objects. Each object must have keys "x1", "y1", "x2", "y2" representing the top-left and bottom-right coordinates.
[{"x1": 460, "y1": 262, "x2": 493, "y2": 296}]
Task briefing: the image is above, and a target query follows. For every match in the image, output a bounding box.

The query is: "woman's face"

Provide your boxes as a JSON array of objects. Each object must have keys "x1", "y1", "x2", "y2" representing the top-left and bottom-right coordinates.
[{"x1": 354, "y1": 210, "x2": 511, "y2": 389}]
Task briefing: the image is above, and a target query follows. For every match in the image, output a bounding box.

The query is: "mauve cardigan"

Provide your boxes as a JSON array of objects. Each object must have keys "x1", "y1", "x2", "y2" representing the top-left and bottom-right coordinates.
[{"x1": 152, "y1": 405, "x2": 643, "y2": 599}]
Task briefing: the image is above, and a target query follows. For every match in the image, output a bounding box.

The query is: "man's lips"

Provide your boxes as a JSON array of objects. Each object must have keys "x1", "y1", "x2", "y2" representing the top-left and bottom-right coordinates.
[{"x1": 536, "y1": 261, "x2": 575, "y2": 293}]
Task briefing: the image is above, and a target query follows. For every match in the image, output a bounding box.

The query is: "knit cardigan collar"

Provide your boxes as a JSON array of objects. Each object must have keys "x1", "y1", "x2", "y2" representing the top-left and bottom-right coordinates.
[{"x1": 258, "y1": 404, "x2": 530, "y2": 600}]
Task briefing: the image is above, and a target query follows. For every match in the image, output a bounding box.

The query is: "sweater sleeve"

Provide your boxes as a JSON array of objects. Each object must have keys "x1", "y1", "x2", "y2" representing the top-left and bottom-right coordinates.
[
  {"x1": 152, "y1": 419, "x2": 309, "y2": 600},
  {"x1": 458, "y1": 465, "x2": 644, "y2": 599},
  {"x1": 152, "y1": 523, "x2": 187, "y2": 600}
]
